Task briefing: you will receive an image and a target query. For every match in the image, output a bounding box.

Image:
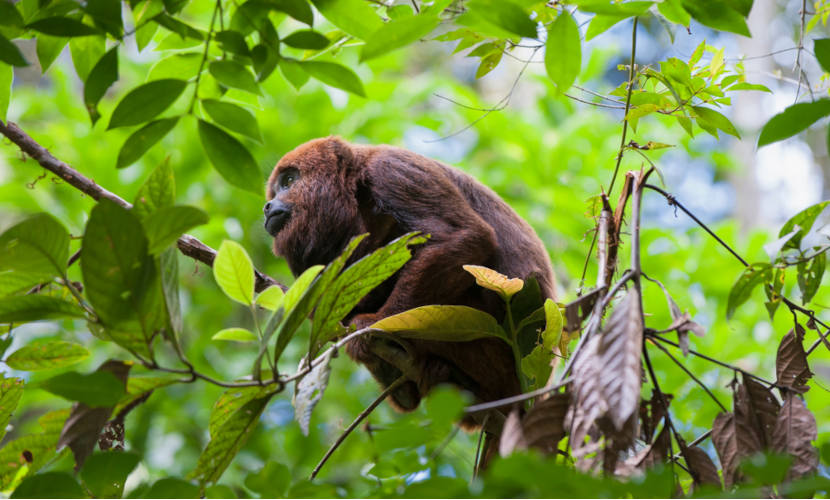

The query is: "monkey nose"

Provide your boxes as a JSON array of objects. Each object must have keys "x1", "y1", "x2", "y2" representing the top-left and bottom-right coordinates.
[{"x1": 264, "y1": 200, "x2": 292, "y2": 236}]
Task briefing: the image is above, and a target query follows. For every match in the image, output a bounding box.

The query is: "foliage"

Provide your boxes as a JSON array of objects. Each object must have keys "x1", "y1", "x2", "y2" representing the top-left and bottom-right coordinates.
[{"x1": 0, "y1": 0, "x2": 829, "y2": 498}]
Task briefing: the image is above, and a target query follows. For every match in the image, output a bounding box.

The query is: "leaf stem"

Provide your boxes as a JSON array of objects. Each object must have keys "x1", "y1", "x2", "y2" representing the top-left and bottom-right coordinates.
[{"x1": 189, "y1": 0, "x2": 221, "y2": 114}]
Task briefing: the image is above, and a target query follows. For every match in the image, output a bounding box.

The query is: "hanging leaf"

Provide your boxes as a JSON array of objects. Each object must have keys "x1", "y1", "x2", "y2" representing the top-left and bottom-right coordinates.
[
  {"x1": 83, "y1": 47, "x2": 118, "y2": 125},
  {"x1": 108, "y1": 79, "x2": 188, "y2": 129},
  {"x1": 360, "y1": 14, "x2": 441, "y2": 62},
  {"x1": 116, "y1": 117, "x2": 179, "y2": 169},
  {"x1": 310, "y1": 0, "x2": 383, "y2": 39},
  {"x1": 0, "y1": 33, "x2": 28, "y2": 66},
  {"x1": 680, "y1": 444, "x2": 721, "y2": 488},
  {"x1": 300, "y1": 61, "x2": 366, "y2": 97},
  {"x1": 797, "y1": 252, "x2": 825, "y2": 305},
  {"x1": 201, "y1": 99, "x2": 262, "y2": 142},
  {"x1": 775, "y1": 326, "x2": 812, "y2": 393},
  {"x1": 692, "y1": 105, "x2": 740, "y2": 138},
  {"x1": 545, "y1": 11, "x2": 581, "y2": 92},
  {"x1": 726, "y1": 263, "x2": 772, "y2": 319},
  {"x1": 197, "y1": 119, "x2": 263, "y2": 192},
  {"x1": 293, "y1": 350, "x2": 333, "y2": 436},
  {"x1": 772, "y1": 393, "x2": 819, "y2": 481},
  {"x1": 679, "y1": 0, "x2": 750, "y2": 36},
  {"x1": 521, "y1": 392, "x2": 569, "y2": 453},
  {"x1": 133, "y1": 159, "x2": 176, "y2": 220},
  {"x1": 778, "y1": 201, "x2": 830, "y2": 252},
  {"x1": 498, "y1": 409, "x2": 527, "y2": 456},
  {"x1": 0, "y1": 213, "x2": 70, "y2": 278},
  {"x1": 711, "y1": 412, "x2": 743, "y2": 489},
  {"x1": 758, "y1": 99, "x2": 830, "y2": 147},
  {"x1": 142, "y1": 205, "x2": 208, "y2": 255},
  {"x1": 738, "y1": 375, "x2": 780, "y2": 448},
  {"x1": 209, "y1": 60, "x2": 261, "y2": 95},
  {"x1": 28, "y1": 17, "x2": 100, "y2": 37},
  {"x1": 282, "y1": 29, "x2": 330, "y2": 50}
]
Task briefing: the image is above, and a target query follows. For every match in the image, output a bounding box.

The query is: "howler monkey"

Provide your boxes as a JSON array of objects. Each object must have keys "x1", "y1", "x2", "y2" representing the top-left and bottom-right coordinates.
[{"x1": 264, "y1": 136, "x2": 554, "y2": 415}]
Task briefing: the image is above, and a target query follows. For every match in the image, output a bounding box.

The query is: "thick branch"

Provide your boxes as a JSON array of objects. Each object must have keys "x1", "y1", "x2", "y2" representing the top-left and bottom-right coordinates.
[{"x1": 0, "y1": 120, "x2": 283, "y2": 293}]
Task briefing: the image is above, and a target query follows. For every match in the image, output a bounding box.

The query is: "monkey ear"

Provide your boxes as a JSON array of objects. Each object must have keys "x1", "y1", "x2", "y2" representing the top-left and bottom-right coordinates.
[{"x1": 328, "y1": 136, "x2": 358, "y2": 175}]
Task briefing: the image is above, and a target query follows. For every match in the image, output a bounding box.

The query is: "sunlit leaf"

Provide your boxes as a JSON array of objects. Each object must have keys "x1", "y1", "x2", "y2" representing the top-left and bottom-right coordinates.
[
  {"x1": 108, "y1": 79, "x2": 188, "y2": 129},
  {"x1": 212, "y1": 327, "x2": 257, "y2": 342},
  {"x1": 0, "y1": 378, "x2": 24, "y2": 442},
  {"x1": 758, "y1": 99, "x2": 830, "y2": 147},
  {"x1": 463, "y1": 264, "x2": 524, "y2": 299},
  {"x1": 545, "y1": 12, "x2": 581, "y2": 91},
  {"x1": 213, "y1": 240, "x2": 255, "y2": 306},
  {"x1": 6, "y1": 341, "x2": 89, "y2": 371},
  {"x1": 371, "y1": 305, "x2": 507, "y2": 342},
  {"x1": 310, "y1": 0, "x2": 383, "y2": 39},
  {"x1": 116, "y1": 117, "x2": 178, "y2": 169},
  {"x1": 300, "y1": 60, "x2": 366, "y2": 97},
  {"x1": 255, "y1": 286, "x2": 284, "y2": 311}
]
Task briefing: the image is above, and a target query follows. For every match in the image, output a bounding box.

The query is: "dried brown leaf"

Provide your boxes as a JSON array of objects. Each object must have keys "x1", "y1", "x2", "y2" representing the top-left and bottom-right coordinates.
[
  {"x1": 776, "y1": 326, "x2": 812, "y2": 393},
  {"x1": 640, "y1": 389, "x2": 673, "y2": 443},
  {"x1": 523, "y1": 392, "x2": 569, "y2": 454},
  {"x1": 597, "y1": 289, "x2": 643, "y2": 431},
  {"x1": 711, "y1": 412, "x2": 744, "y2": 489},
  {"x1": 738, "y1": 375, "x2": 780, "y2": 448},
  {"x1": 568, "y1": 334, "x2": 605, "y2": 456},
  {"x1": 640, "y1": 425, "x2": 671, "y2": 469},
  {"x1": 681, "y1": 444, "x2": 721, "y2": 488},
  {"x1": 772, "y1": 393, "x2": 819, "y2": 481},
  {"x1": 733, "y1": 385, "x2": 765, "y2": 460},
  {"x1": 499, "y1": 408, "x2": 527, "y2": 456},
  {"x1": 293, "y1": 350, "x2": 333, "y2": 436}
]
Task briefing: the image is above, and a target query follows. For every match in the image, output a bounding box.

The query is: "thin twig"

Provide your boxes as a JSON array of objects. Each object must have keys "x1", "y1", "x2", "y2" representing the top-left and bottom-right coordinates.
[
  {"x1": 310, "y1": 376, "x2": 408, "y2": 480},
  {"x1": 607, "y1": 17, "x2": 639, "y2": 194},
  {"x1": 281, "y1": 328, "x2": 376, "y2": 384},
  {"x1": 794, "y1": 0, "x2": 816, "y2": 102},
  {"x1": 0, "y1": 120, "x2": 283, "y2": 293},
  {"x1": 465, "y1": 377, "x2": 572, "y2": 414},
  {"x1": 648, "y1": 339, "x2": 728, "y2": 412}
]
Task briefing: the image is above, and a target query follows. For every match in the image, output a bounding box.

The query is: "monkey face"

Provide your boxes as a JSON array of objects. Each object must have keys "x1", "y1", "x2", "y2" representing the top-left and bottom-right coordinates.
[{"x1": 263, "y1": 167, "x2": 298, "y2": 236}]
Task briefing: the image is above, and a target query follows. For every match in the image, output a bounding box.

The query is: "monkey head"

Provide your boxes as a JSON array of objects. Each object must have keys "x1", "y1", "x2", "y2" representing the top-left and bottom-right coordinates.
[{"x1": 264, "y1": 137, "x2": 366, "y2": 276}]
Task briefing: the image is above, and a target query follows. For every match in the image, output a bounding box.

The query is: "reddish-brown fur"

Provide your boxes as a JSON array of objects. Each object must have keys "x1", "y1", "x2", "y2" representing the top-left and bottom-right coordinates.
[{"x1": 265, "y1": 136, "x2": 555, "y2": 413}]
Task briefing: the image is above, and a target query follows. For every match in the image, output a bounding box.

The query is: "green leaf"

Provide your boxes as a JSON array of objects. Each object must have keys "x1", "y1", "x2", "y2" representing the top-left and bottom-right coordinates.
[
  {"x1": 36, "y1": 35, "x2": 69, "y2": 73},
  {"x1": 545, "y1": 12, "x2": 581, "y2": 91},
  {"x1": 585, "y1": 14, "x2": 627, "y2": 41},
  {"x1": 69, "y1": 35, "x2": 105, "y2": 83},
  {"x1": 214, "y1": 30, "x2": 249, "y2": 55},
  {"x1": 159, "y1": 247, "x2": 182, "y2": 339},
  {"x1": 270, "y1": 0, "x2": 314, "y2": 25},
  {"x1": 279, "y1": 58, "x2": 310, "y2": 90},
  {"x1": 0, "y1": 63, "x2": 11, "y2": 121},
  {"x1": 283, "y1": 29, "x2": 330, "y2": 49},
  {"x1": 0, "y1": 295, "x2": 84, "y2": 323},
  {"x1": 209, "y1": 60, "x2": 261, "y2": 95},
  {"x1": 360, "y1": 14, "x2": 440, "y2": 62},
  {"x1": 692, "y1": 105, "x2": 740, "y2": 138},
  {"x1": 142, "y1": 205, "x2": 209, "y2": 255},
  {"x1": 147, "y1": 52, "x2": 202, "y2": 81},
  {"x1": 726, "y1": 263, "x2": 772, "y2": 319},
  {"x1": 212, "y1": 327, "x2": 257, "y2": 342},
  {"x1": 814, "y1": 39, "x2": 830, "y2": 73},
  {"x1": 83, "y1": 46, "x2": 118, "y2": 125},
  {"x1": 371, "y1": 305, "x2": 507, "y2": 342},
  {"x1": 521, "y1": 343, "x2": 552, "y2": 390},
  {"x1": 40, "y1": 371, "x2": 125, "y2": 407},
  {"x1": 133, "y1": 159, "x2": 176, "y2": 220},
  {"x1": 197, "y1": 119, "x2": 263, "y2": 192},
  {"x1": 201, "y1": 99, "x2": 261, "y2": 142},
  {"x1": 758, "y1": 99, "x2": 830, "y2": 147},
  {"x1": 113, "y1": 374, "x2": 180, "y2": 416},
  {"x1": 311, "y1": 233, "x2": 426, "y2": 347},
  {"x1": 0, "y1": 377, "x2": 24, "y2": 442},
  {"x1": 0, "y1": 213, "x2": 70, "y2": 278},
  {"x1": 244, "y1": 462, "x2": 291, "y2": 498},
  {"x1": 0, "y1": 33, "x2": 28, "y2": 66},
  {"x1": 145, "y1": 478, "x2": 200, "y2": 498},
  {"x1": 250, "y1": 43, "x2": 279, "y2": 82},
  {"x1": 81, "y1": 200, "x2": 162, "y2": 336},
  {"x1": 779, "y1": 201, "x2": 830, "y2": 251},
  {"x1": 680, "y1": 0, "x2": 750, "y2": 36},
  {"x1": 0, "y1": 271, "x2": 42, "y2": 297},
  {"x1": 85, "y1": 0, "x2": 123, "y2": 37},
  {"x1": 0, "y1": 410, "x2": 68, "y2": 490},
  {"x1": 576, "y1": 1, "x2": 654, "y2": 15},
  {"x1": 310, "y1": 0, "x2": 383, "y2": 39},
  {"x1": 79, "y1": 451, "x2": 140, "y2": 499},
  {"x1": 6, "y1": 341, "x2": 89, "y2": 371},
  {"x1": 11, "y1": 472, "x2": 85, "y2": 499},
  {"x1": 0, "y1": 2, "x2": 24, "y2": 28},
  {"x1": 116, "y1": 117, "x2": 178, "y2": 168},
  {"x1": 797, "y1": 252, "x2": 825, "y2": 304},
  {"x1": 27, "y1": 17, "x2": 100, "y2": 36},
  {"x1": 154, "y1": 13, "x2": 205, "y2": 40},
  {"x1": 464, "y1": 0, "x2": 536, "y2": 38},
  {"x1": 476, "y1": 51, "x2": 503, "y2": 78},
  {"x1": 255, "y1": 285, "x2": 284, "y2": 311},
  {"x1": 108, "y1": 78, "x2": 188, "y2": 129},
  {"x1": 300, "y1": 60, "x2": 366, "y2": 97},
  {"x1": 213, "y1": 240, "x2": 255, "y2": 306}
]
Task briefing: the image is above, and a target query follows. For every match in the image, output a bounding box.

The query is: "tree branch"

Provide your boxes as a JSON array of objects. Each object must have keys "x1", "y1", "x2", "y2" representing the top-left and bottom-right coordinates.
[{"x1": 0, "y1": 119, "x2": 283, "y2": 293}]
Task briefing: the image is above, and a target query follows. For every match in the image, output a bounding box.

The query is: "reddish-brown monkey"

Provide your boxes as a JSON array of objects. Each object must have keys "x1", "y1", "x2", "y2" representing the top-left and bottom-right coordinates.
[{"x1": 264, "y1": 136, "x2": 555, "y2": 413}]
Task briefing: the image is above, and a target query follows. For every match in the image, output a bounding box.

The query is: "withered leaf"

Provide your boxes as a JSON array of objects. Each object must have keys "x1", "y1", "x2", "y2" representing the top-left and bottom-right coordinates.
[
  {"x1": 499, "y1": 408, "x2": 527, "y2": 456},
  {"x1": 522, "y1": 392, "x2": 569, "y2": 454},
  {"x1": 639, "y1": 424, "x2": 671, "y2": 469},
  {"x1": 732, "y1": 384, "x2": 766, "y2": 460},
  {"x1": 568, "y1": 334, "x2": 605, "y2": 456},
  {"x1": 292, "y1": 350, "x2": 333, "y2": 436},
  {"x1": 772, "y1": 393, "x2": 819, "y2": 481},
  {"x1": 597, "y1": 289, "x2": 643, "y2": 431},
  {"x1": 738, "y1": 375, "x2": 780, "y2": 448},
  {"x1": 57, "y1": 360, "x2": 130, "y2": 470},
  {"x1": 681, "y1": 444, "x2": 721, "y2": 488},
  {"x1": 776, "y1": 326, "x2": 812, "y2": 393},
  {"x1": 712, "y1": 412, "x2": 745, "y2": 489},
  {"x1": 640, "y1": 389, "x2": 673, "y2": 443}
]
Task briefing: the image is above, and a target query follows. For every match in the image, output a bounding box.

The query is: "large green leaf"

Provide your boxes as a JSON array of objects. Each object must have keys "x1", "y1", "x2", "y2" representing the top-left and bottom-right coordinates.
[
  {"x1": 27, "y1": 17, "x2": 100, "y2": 36},
  {"x1": 464, "y1": 0, "x2": 536, "y2": 38},
  {"x1": 208, "y1": 60, "x2": 261, "y2": 95},
  {"x1": 212, "y1": 240, "x2": 255, "y2": 306},
  {"x1": 5, "y1": 341, "x2": 89, "y2": 371},
  {"x1": 311, "y1": 233, "x2": 426, "y2": 347},
  {"x1": 279, "y1": 58, "x2": 309, "y2": 90},
  {"x1": 0, "y1": 213, "x2": 70, "y2": 278},
  {"x1": 212, "y1": 327, "x2": 257, "y2": 342},
  {"x1": 261, "y1": 265, "x2": 323, "y2": 366},
  {"x1": 197, "y1": 119, "x2": 263, "y2": 192},
  {"x1": 758, "y1": 99, "x2": 830, "y2": 147},
  {"x1": 814, "y1": 39, "x2": 830, "y2": 73},
  {"x1": 726, "y1": 263, "x2": 772, "y2": 319},
  {"x1": 0, "y1": 295, "x2": 84, "y2": 323},
  {"x1": 83, "y1": 46, "x2": 118, "y2": 125},
  {"x1": 11, "y1": 472, "x2": 84, "y2": 499},
  {"x1": 36, "y1": 35, "x2": 69, "y2": 73},
  {"x1": 133, "y1": 159, "x2": 176, "y2": 220},
  {"x1": 85, "y1": 0, "x2": 123, "y2": 37},
  {"x1": 282, "y1": 29, "x2": 330, "y2": 50},
  {"x1": 116, "y1": 117, "x2": 179, "y2": 169},
  {"x1": 270, "y1": 0, "x2": 313, "y2": 25},
  {"x1": 300, "y1": 61, "x2": 366, "y2": 97},
  {"x1": 40, "y1": 371, "x2": 125, "y2": 407},
  {"x1": 0, "y1": 2, "x2": 24, "y2": 28},
  {"x1": 680, "y1": 0, "x2": 750, "y2": 37},
  {"x1": 142, "y1": 205, "x2": 208, "y2": 255},
  {"x1": 79, "y1": 452, "x2": 140, "y2": 499},
  {"x1": 0, "y1": 33, "x2": 28, "y2": 66},
  {"x1": 371, "y1": 305, "x2": 507, "y2": 342},
  {"x1": 80, "y1": 200, "x2": 162, "y2": 337},
  {"x1": 692, "y1": 105, "x2": 740, "y2": 138},
  {"x1": 360, "y1": 14, "x2": 441, "y2": 62},
  {"x1": 545, "y1": 12, "x2": 581, "y2": 91},
  {"x1": 108, "y1": 78, "x2": 188, "y2": 129},
  {"x1": 112, "y1": 374, "x2": 180, "y2": 416},
  {"x1": 145, "y1": 478, "x2": 200, "y2": 498},
  {"x1": 0, "y1": 409, "x2": 68, "y2": 490},
  {"x1": 778, "y1": 201, "x2": 830, "y2": 251},
  {"x1": 69, "y1": 35, "x2": 105, "y2": 83},
  {"x1": 310, "y1": 0, "x2": 383, "y2": 39},
  {"x1": 0, "y1": 377, "x2": 24, "y2": 442},
  {"x1": 201, "y1": 99, "x2": 261, "y2": 142}
]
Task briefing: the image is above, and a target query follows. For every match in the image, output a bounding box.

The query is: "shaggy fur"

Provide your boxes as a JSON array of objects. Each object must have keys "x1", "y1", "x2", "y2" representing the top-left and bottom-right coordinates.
[{"x1": 265, "y1": 136, "x2": 555, "y2": 412}]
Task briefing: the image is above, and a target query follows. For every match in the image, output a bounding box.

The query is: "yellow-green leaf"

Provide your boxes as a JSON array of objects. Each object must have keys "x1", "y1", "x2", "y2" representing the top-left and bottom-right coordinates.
[
  {"x1": 462, "y1": 264, "x2": 524, "y2": 299},
  {"x1": 213, "y1": 240, "x2": 254, "y2": 306},
  {"x1": 255, "y1": 286, "x2": 285, "y2": 311},
  {"x1": 212, "y1": 328, "x2": 257, "y2": 343},
  {"x1": 371, "y1": 305, "x2": 506, "y2": 342}
]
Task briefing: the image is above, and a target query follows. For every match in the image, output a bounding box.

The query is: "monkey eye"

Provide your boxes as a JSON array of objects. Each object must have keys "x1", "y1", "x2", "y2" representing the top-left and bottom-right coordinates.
[{"x1": 278, "y1": 168, "x2": 299, "y2": 190}]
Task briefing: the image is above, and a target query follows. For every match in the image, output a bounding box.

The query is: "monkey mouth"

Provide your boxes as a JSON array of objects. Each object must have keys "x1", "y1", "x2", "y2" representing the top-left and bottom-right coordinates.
[{"x1": 264, "y1": 212, "x2": 290, "y2": 236}]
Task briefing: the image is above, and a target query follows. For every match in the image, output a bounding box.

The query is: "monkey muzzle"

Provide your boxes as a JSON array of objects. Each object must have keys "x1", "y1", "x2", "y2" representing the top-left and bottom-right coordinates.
[{"x1": 263, "y1": 200, "x2": 292, "y2": 236}]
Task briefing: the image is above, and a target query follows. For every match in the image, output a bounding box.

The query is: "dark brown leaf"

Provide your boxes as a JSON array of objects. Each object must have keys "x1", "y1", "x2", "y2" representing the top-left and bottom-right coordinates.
[
  {"x1": 681, "y1": 444, "x2": 721, "y2": 488},
  {"x1": 772, "y1": 393, "x2": 819, "y2": 481},
  {"x1": 568, "y1": 334, "x2": 604, "y2": 456},
  {"x1": 498, "y1": 409, "x2": 527, "y2": 456},
  {"x1": 640, "y1": 389, "x2": 673, "y2": 443},
  {"x1": 563, "y1": 287, "x2": 602, "y2": 332},
  {"x1": 776, "y1": 326, "x2": 812, "y2": 393},
  {"x1": 738, "y1": 375, "x2": 780, "y2": 448},
  {"x1": 522, "y1": 392, "x2": 569, "y2": 453},
  {"x1": 57, "y1": 360, "x2": 130, "y2": 469},
  {"x1": 597, "y1": 289, "x2": 643, "y2": 431},
  {"x1": 712, "y1": 412, "x2": 744, "y2": 489},
  {"x1": 733, "y1": 384, "x2": 766, "y2": 459},
  {"x1": 640, "y1": 424, "x2": 671, "y2": 469}
]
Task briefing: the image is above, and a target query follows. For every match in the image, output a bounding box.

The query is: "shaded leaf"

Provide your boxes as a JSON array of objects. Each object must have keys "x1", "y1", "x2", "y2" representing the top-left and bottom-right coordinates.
[
  {"x1": 300, "y1": 60, "x2": 366, "y2": 97},
  {"x1": 0, "y1": 410, "x2": 68, "y2": 490},
  {"x1": 209, "y1": 60, "x2": 261, "y2": 95},
  {"x1": 0, "y1": 213, "x2": 70, "y2": 278},
  {"x1": 776, "y1": 326, "x2": 812, "y2": 392},
  {"x1": 522, "y1": 392, "x2": 569, "y2": 453},
  {"x1": 213, "y1": 240, "x2": 254, "y2": 306},
  {"x1": 681, "y1": 444, "x2": 721, "y2": 488},
  {"x1": 146, "y1": 477, "x2": 200, "y2": 498},
  {"x1": 711, "y1": 412, "x2": 743, "y2": 489},
  {"x1": 270, "y1": 0, "x2": 313, "y2": 25},
  {"x1": 463, "y1": 264, "x2": 523, "y2": 299},
  {"x1": 116, "y1": 117, "x2": 179, "y2": 169},
  {"x1": 108, "y1": 79, "x2": 188, "y2": 129},
  {"x1": 143, "y1": 205, "x2": 208, "y2": 255},
  {"x1": 279, "y1": 58, "x2": 309, "y2": 90},
  {"x1": 545, "y1": 11, "x2": 581, "y2": 91},
  {"x1": 79, "y1": 451, "x2": 140, "y2": 499},
  {"x1": 797, "y1": 252, "x2": 825, "y2": 304},
  {"x1": 133, "y1": 159, "x2": 176, "y2": 220},
  {"x1": 293, "y1": 350, "x2": 333, "y2": 436},
  {"x1": 738, "y1": 375, "x2": 780, "y2": 448},
  {"x1": 680, "y1": 0, "x2": 750, "y2": 36},
  {"x1": 692, "y1": 105, "x2": 740, "y2": 138},
  {"x1": 197, "y1": 119, "x2": 263, "y2": 192},
  {"x1": 758, "y1": 99, "x2": 830, "y2": 147},
  {"x1": 112, "y1": 374, "x2": 180, "y2": 416},
  {"x1": 201, "y1": 99, "x2": 261, "y2": 142},
  {"x1": 726, "y1": 263, "x2": 772, "y2": 319},
  {"x1": 28, "y1": 17, "x2": 100, "y2": 36},
  {"x1": 244, "y1": 461, "x2": 291, "y2": 498},
  {"x1": 43, "y1": 370, "x2": 125, "y2": 407},
  {"x1": 0, "y1": 295, "x2": 84, "y2": 323},
  {"x1": 371, "y1": 305, "x2": 507, "y2": 342},
  {"x1": 814, "y1": 38, "x2": 830, "y2": 73},
  {"x1": 283, "y1": 29, "x2": 330, "y2": 50},
  {"x1": 83, "y1": 47, "x2": 118, "y2": 125},
  {"x1": 360, "y1": 13, "x2": 441, "y2": 62},
  {"x1": 0, "y1": 33, "x2": 28, "y2": 66},
  {"x1": 11, "y1": 472, "x2": 84, "y2": 498},
  {"x1": 6, "y1": 341, "x2": 89, "y2": 371},
  {"x1": 772, "y1": 393, "x2": 819, "y2": 481}
]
